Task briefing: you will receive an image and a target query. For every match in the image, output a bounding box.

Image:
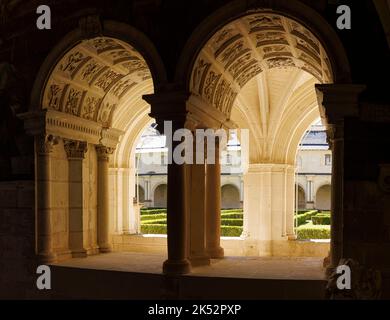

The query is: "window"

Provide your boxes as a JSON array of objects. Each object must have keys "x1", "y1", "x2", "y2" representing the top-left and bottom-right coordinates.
[{"x1": 325, "y1": 154, "x2": 332, "y2": 166}]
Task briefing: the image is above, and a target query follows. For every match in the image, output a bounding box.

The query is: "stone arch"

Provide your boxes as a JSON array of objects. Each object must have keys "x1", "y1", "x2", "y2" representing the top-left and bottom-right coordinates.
[
  {"x1": 153, "y1": 184, "x2": 167, "y2": 208},
  {"x1": 23, "y1": 20, "x2": 168, "y2": 262},
  {"x1": 175, "y1": 0, "x2": 351, "y2": 87},
  {"x1": 221, "y1": 184, "x2": 241, "y2": 209},
  {"x1": 31, "y1": 20, "x2": 167, "y2": 112},
  {"x1": 177, "y1": 2, "x2": 351, "y2": 251},
  {"x1": 315, "y1": 184, "x2": 331, "y2": 210}
]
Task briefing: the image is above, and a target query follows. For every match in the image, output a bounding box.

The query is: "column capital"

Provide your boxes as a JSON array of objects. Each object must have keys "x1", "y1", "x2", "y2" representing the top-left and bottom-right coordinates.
[
  {"x1": 143, "y1": 89, "x2": 189, "y2": 132},
  {"x1": 36, "y1": 134, "x2": 59, "y2": 155},
  {"x1": 315, "y1": 84, "x2": 366, "y2": 125},
  {"x1": 96, "y1": 145, "x2": 115, "y2": 161},
  {"x1": 64, "y1": 139, "x2": 88, "y2": 159}
]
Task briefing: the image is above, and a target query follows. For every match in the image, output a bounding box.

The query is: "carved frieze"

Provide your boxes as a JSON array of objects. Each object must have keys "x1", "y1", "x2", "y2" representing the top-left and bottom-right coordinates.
[
  {"x1": 94, "y1": 70, "x2": 121, "y2": 92},
  {"x1": 81, "y1": 96, "x2": 100, "y2": 121},
  {"x1": 59, "y1": 51, "x2": 88, "y2": 78},
  {"x1": 64, "y1": 87, "x2": 83, "y2": 116},
  {"x1": 98, "y1": 101, "x2": 117, "y2": 126},
  {"x1": 46, "y1": 82, "x2": 64, "y2": 111},
  {"x1": 266, "y1": 57, "x2": 295, "y2": 69},
  {"x1": 87, "y1": 37, "x2": 123, "y2": 54},
  {"x1": 111, "y1": 78, "x2": 138, "y2": 99},
  {"x1": 203, "y1": 70, "x2": 221, "y2": 103},
  {"x1": 246, "y1": 15, "x2": 284, "y2": 33}
]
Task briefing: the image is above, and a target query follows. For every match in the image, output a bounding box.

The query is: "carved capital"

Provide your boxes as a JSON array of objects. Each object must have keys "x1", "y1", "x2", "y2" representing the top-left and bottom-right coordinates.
[
  {"x1": 36, "y1": 134, "x2": 58, "y2": 155},
  {"x1": 326, "y1": 121, "x2": 344, "y2": 147},
  {"x1": 143, "y1": 90, "x2": 189, "y2": 133},
  {"x1": 64, "y1": 139, "x2": 88, "y2": 159},
  {"x1": 315, "y1": 84, "x2": 365, "y2": 125},
  {"x1": 96, "y1": 145, "x2": 114, "y2": 161}
]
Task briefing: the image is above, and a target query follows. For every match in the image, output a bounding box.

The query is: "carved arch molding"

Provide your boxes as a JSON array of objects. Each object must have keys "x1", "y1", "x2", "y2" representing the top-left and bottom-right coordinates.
[
  {"x1": 190, "y1": 13, "x2": 333, "y2": 118},
  {"x1": 38, "y1": 36, "x2": 153, "y2": 147}
]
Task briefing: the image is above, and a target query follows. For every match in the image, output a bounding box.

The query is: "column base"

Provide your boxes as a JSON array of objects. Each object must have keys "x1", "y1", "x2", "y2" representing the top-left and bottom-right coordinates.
[
  {"x1": 37, "y1": 252, "x2": 57, "y2": 264},
  {"x1": 99, "y1": 245, "x2": 112, "y2": 253},
  {"x1": 163, "y1": 259, "x2": 191, "y2": 275},
  {"x1": 189, "y1": 255, "x2": 211, "y2": 267},
  {"x1": 71, "y1": 250, "x2": 88, "y2": 258},
  {"x1": 207, "y1": 246, "x2": 224, "y2": 259}
]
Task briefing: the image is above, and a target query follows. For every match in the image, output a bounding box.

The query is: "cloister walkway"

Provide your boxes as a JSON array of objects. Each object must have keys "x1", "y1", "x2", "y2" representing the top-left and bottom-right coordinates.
[{"x1": 50, "y1": 252, "x2": 326, "y2": 299}]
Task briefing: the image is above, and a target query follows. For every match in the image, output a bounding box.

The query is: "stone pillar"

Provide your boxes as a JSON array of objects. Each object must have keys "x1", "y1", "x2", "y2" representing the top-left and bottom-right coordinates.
[
  {"x1": 316, "y1": 84, "x2": 365, "y2": 270},
  {"x1": 35, "y1": 134, "x2": 58, "y2": 263},
  {"x1": 64, "y1": 139, "x2": 88, "y2": 257},
  {"x1": 144, "y1": 90, "x2": 191, "y2": 275},
  {"x1": 96, "y1": 145, "x2": 114, "y2": 253},
  {"x1": 328, "y1": 122, "x2": 345, "y2": 269},
  {"x1": 188, "y1": 137, "x2": 210, "y2": 266},
  {"x1": 206, "y1": 138, "x2": 224, "y2": 258}
]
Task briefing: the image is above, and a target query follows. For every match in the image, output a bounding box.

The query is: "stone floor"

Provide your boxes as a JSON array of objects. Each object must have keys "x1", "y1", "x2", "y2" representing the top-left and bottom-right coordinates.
[{"x1": 54, "y1": 252, "x2": 325, "y2": 280}]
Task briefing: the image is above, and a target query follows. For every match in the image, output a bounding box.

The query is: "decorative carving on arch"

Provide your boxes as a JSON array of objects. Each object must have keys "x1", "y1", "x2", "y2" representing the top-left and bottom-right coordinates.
[
  {"x1": 190, "y1": 13, "x2": 333, "y2": 118},
  {"x1": 42, "y1": 36, "x2": 152, "y2": 129}
]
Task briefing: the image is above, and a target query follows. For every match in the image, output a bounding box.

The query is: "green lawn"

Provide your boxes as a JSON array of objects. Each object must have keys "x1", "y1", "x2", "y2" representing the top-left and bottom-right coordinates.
[
  {"x1": 140, "y1": 208, "x2": 243, "y2": 237},
  {"x1": 139, "y1": 208, "x2": 331, "y2": 239}
]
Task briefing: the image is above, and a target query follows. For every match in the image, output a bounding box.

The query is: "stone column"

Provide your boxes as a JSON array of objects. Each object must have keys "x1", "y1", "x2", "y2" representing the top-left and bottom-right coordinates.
[
  {"x1": 188, "y1": 137, "x2": 210, "y2": 266},
  {"x1": 64, "y1": 139, "x2": 88, "y2": 257},
  {"x1": 206, "y1": 138, "x2": 224, "y2": 258},
  {"x1": 96, "y1": 145, "x2": 114, "y2": 253},
  {"x1": 316, "y1": 84, "x2": 365, "y2": 270},
  {"x1": 327, "y1": 122, "x2": 345, "y2": 269},
  {"x1": 35, "y1": 134, "x2": 58, "y2": 263},
  {"x1": 144, "y1": 90, "x2": 191, "y2": 275}
]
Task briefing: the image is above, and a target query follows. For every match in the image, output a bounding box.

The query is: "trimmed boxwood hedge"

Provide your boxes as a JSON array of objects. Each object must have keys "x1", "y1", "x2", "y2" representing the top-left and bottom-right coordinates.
[
  {"x1": 296, "y1": 222, "x2": 330, "y2": 240},
  {"x1": 221, "y1": 226, "x2": 243, "y2": 237},
  {"x1": 221, "y1": 213, "x2": 243, "y2": 219},
  {"x1": 312, "y1": 213, "x2": 331, "y2": 225},
  {"x1": 220, "y1": 218, "x2": 243, "y2": 226},
  {"x1": 221, "y1": 209, "x2": 243, "y2": 213},
  {"x1": 140, "y1": 208, "x2": 167, "y2": 214},
  {"x1": 140, "y1": 213, "x2": 167, "y2": 221},
  {"x1": 142, "y1": 218, "x2": 167, "y2": 225},
  {"x1": 141, "y1": 224, "x2": 167, "y2": 234},
  {"x1": 140, "y1": 223, "x2": 243, "y2": 237},
  {"x1": 295, "y1": 210, "x2": 318, "y2": 226}
]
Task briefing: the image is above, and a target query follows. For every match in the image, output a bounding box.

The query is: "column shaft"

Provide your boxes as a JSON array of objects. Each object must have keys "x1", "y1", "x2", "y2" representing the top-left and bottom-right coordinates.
[
  {"x1": 188, "y1": 137, "x2": 210, "y2": 266},
  {"x1": 36, "y1": 134, "x2": 57, "y2": 263},
  {"x1": 329, "y1": 123, "x2": 344, "y2": 268},
  {"x1": 64, "y1": 139, "x2": 88, "y2": 257},
  {"x1": 163, "y1": 137, "x2": 191, "y2": 274},
  {"x1": 206, "y1": 139, "x2": 224, "y2": 258},
  {"x1": 97, "y1": 145, "x2": 113, "y2": 253}
]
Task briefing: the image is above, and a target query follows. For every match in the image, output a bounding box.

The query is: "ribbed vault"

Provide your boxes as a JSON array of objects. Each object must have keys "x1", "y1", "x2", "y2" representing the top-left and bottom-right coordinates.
[{"x1": 190, "y1": 13, "x2": 333, "y2": 165}]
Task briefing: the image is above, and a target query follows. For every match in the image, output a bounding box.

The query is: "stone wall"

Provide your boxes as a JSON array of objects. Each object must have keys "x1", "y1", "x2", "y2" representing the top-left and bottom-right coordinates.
[
  {"x1": 343, "y1": 117, "x2": 390, "y2": 297},
  {"x1": 0, "y1": 181, "x2": 36, "y2": 298}
]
